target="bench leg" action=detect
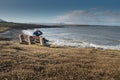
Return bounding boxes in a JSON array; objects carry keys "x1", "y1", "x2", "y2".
[
  {"x1": 28, "y1": 36, "x2": 31, "y2": 45},
  {"x1": 19, "y1": 34, "x2": 23, "y2": 43},
  {"x1": 40, "y1": 37, "x2": 45, "y2": 46}
]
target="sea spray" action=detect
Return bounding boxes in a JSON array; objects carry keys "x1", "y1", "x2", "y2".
[{"x1": 22, "y1": 29, "x2": 34, "y2": 36}]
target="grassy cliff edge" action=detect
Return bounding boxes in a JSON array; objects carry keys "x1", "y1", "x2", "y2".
[{"x1": 0, "y1": 40, "x2": 120, "y2": 80}]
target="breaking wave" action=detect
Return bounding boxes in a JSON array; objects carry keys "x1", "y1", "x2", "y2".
[
  {"x1": 22, "y1": 29, "x2": 36, "y2": 36},
  {"x1": 49, "y1": 39, "x2": 120, "y2": 50}
]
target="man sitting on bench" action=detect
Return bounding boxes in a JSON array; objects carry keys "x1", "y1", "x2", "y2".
[{"x1": 33, "y1": 29, "x2": 43, "y2": 36}]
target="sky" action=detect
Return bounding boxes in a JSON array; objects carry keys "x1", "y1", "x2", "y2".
[{"x1": 0, "y1": 0, "x2": 120, "y2": 25}]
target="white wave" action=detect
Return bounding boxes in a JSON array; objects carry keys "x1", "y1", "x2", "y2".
[
  {"x1": 48, "y1": 39, "x2": 120, "y2": 50},
  {"x1": 89, "y1": 43, "x2": 120, "y2": 50},
  {"x1": 49, "y1": 39, "x2": 88, "y2": 48},
  {"x1": 22, "y1": 29, "x2": 34, "y2": 36}
]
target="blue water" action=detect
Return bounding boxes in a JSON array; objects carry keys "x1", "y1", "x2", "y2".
[{"x1": 23, "y1": 26, "x2": 120, "y2": 50}]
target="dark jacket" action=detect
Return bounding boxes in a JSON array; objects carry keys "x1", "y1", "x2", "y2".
[{"x1": 33, "y1": 30, "x2": 43, "y2": 36}]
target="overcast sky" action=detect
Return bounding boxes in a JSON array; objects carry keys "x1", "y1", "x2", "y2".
[{"x1": 0, "y1": 0, "x2": 120, "y2": 25}]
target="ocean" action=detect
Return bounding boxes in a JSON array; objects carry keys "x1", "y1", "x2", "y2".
[{"x1": 22, "y1": 25, "x2": 120, "y2": 50}]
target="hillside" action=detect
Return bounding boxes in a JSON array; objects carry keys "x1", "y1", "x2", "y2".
[
  {"x1": 0, "y1": 21, "x2": 63, "y2": 33},
  {"x1": 0, "y1": 19, "x2": 6, "y2": 22},
  {"x1": 0, "y1": 40, "x2": 120, "y2": 80}
]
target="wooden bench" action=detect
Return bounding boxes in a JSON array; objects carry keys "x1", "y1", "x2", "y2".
[{"x1": 19, "y1": 34, "x2": 46, "y2": 46}]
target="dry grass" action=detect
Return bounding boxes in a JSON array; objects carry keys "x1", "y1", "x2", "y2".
[{"x1": 0, "y1": 41, "x2": 120, "y2": 80}]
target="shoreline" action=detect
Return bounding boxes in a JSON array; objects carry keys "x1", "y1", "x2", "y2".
[
  {"x1": 49, "y1": 43, "x2": 120, "y2": 51},
  {"x1": 0, "y1": 39, "x2": 120, "y2": 52},
  {"x1": 1, "y1": 29, "x2": 120, "y2": 51}
]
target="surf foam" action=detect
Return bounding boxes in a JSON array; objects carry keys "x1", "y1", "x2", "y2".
[{"x1": 49, "y1": 39, "x2": 120, "y2": 50}]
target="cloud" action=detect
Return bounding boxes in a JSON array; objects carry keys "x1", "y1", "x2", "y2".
[{"x1": 54, "y1": 10, "x2": 120, "y2": 25}]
